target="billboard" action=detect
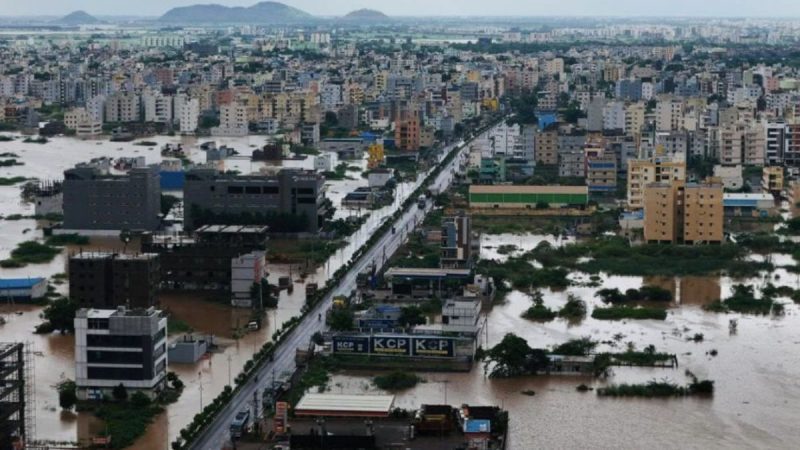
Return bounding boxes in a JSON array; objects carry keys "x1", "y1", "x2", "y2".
[
  {"x1": 370, "y1": 336, "x2": 412, "y2": 356},
  {"x1": 332, "y1": 335, "x2": 458, "y2": 358},
  {"x1": 332, "y1": 336, "x2": 370, "y2": 354},
  {"x1": 412, "y1": 337, "x2": 455, "y2": 357}
]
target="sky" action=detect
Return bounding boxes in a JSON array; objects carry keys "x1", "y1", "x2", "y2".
[{"x1": 3, "y1": 0, "x2": 800, "y2": 18}]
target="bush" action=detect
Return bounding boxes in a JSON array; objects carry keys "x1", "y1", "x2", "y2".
[
  {"x1": 558, "y1": 294, "x2": 587, "y2": 320},
  {"x1": 57, "y1": 379, "x2": 77, "y2": 410},
  {"x1": 373, "y1": 371, "x2": 422, "y2": 391}
]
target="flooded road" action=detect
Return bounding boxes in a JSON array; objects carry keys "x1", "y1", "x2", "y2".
[
  {"x1": 0, "y1": 132, "x2": 430, "y2": 447},
  {"x1": 325, "y1": 233, "x2": 800, "y2": 450}
]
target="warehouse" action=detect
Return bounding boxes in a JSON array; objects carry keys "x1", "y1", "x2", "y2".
[
  {"x1": 469, "y1": 185, "x2": 589, "y2": 208},
  {"x1": 0, "y1": 278, "x2": 47, "y2": 301}
]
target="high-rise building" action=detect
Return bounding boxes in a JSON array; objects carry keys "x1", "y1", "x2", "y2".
[
  {"x1": 644, "y1": 179, "x2": 723, "y2": 244},
  {"x1": 74, "y1": 307, "x2": 167, "y2": 400},
  {"x1": 395, "y1": 118, "x2": 420, "y2": 152},
  {"x1": 440, "y1": 215, "x2": 473, "y2": 269},
  {"x1": 62, "y1": 165, "x2": 161, "y2": 231},
  {"x1": 627, "y1": 159, "x2": 686, "y2": 210},
  {"x1": 69, "y1": 252, "x2": 160, "y2": 309}
]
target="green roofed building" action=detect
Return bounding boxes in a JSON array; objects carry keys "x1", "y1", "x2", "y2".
[{"x1": 469, "y1": 185, "x2": 589, "y2": 208}]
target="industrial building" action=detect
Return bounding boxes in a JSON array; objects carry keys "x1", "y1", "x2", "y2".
[
  {"x1": 62, "y1": 165, "x2": 161, "y2": 232},
  {"x1": 0, "y1": 278, "x2": 47, "y2": 302},
  {"x1": 74, "y1": 307, "x2": 167, "y2": 400},
  {"x1": 723, "y1": 193, "x2": 777, "y2": 218},
  {"x1": 183, "y1": 168, "x2": 328, "y2": 233},
  {"x1": 69, "y1": 252, "x2": 160, "y2": 309},
  {"x1": 468, "y1": 185, "x2": 589, "y2": 209}
]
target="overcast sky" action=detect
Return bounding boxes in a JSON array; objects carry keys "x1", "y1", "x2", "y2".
[{"x1": 4, "y1": 0, "x2": 800, "y2": 18}]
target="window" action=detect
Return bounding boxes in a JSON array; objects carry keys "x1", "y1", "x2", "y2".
[
  {"x1": 227, "y1": 186, "x2": 244, "y2": 194},
  {"x1": 245, "y1": 186, "x2": 261, "y2": 194},
  {"x1": 263, "y1": 186, "x2": 279, "y2": 194}
]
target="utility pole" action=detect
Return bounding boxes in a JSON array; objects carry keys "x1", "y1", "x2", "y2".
[{"x1": 227, "y1": 354, "x2": 233, "y2": 386}]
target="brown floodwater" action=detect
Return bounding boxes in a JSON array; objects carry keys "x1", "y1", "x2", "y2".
[
  {"x1": 324, "y1": 234, "x2": 800, "y2": 450},
  {"x1": 0, "y1": 132, "x2": 427, "y2": 447}
]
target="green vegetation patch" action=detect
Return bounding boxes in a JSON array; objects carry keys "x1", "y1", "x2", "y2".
[
  {"x1": 1, "y1": 241, "x2": 61, "y2": 268},
  {"x1": 373, "y1": 371, "x2": 423, "y2": 391},
  {"x1": 591, "y1": 306, "x2": 667, "y2": 321}
]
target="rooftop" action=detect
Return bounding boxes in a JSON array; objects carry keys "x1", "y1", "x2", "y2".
[
  {"x1": 469, "y1": 184, "x2": 588, "y2": 195},
  {"x1": 0, "y1": 278, "x2": 45, "y2": 289},
  {"x1": 295, "y1": 394, "x2": 395, "y2": 417}
]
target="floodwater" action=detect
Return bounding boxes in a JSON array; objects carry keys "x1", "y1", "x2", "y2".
[
  {"x1": 326, "y1": 235, "x2": 800, "y2": 450},
  {"x1": 0, "y1": 132, "x2": 428, "y2": 447}
]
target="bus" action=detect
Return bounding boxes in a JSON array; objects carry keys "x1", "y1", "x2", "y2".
[{"x1": 230, "y1": 409, "x2": 250, "y2": 439}]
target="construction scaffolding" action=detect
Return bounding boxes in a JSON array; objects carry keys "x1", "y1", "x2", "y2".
[{"x1": 0, "y1": 342, "x2": 29, "y2": 450}]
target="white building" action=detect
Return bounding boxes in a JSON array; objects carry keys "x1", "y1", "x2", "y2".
[
  {"x1": 142, "y1": 91, "x2": 173, "y2": 124},
  {"x1": 602, "y1": 101, "x2": 626, "y2": 131},
  {"x1": 104, "y1": 92, "x2": 140, "y2": 123},
  {"x1": 441, "y1": 297, "x2": 481, "y2": 334},
  {"x1": 314, "y1": 153, "x2": 338, "y2": 172},
  {"x1": 713, "y1": 164, "x2": 744, "y2": 190},
  {"x1": 231, "y1": 251, "x2": 266, "y2": 308},
  {"x1": 174, "y1": 94, "x2": 199, "y2": 135},
  {"x1": 74, "y1": 307, "x2": 167, "y2": 400},
  {"x1": 368, "y1": 168, "x2": 394, "y2": 188}
]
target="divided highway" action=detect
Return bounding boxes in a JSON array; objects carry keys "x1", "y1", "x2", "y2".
[{"x1": 190, "y1": 126, "x2": 489, "y2": 449}]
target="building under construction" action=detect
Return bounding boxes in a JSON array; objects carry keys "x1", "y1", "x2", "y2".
[{"x1": 0, "y1": 343, "x2": 30, "y2": 450}]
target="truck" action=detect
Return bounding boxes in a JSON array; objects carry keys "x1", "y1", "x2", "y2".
[{"x1": 229, "y1": 409, "x2": 251, "y2": 439}]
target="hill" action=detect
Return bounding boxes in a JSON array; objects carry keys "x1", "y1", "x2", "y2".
[
  {"x1": 54, "y1": 11, "x2": 102, "y2": 25},
  {"x1": 343, "y1": 9, "x2": 390, "y2": 20},
  {"x1": 159, "y1": 1, "x2": 312, "y2": 23}
]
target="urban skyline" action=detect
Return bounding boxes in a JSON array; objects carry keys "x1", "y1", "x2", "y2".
[{"x1": 4, "y1": 0, "x2": 800, "y2": 18}]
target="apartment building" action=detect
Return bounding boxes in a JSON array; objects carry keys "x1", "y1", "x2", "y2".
[
  {"x1": 644, "y1": 180, "x2": 723, "y2": 244},
  {"x1": 762, "y1": 166, "x2": 784, "y2": 193},
  {"x1": 440, "y1": 215, "x2": 473, "y2": 269},
  {"x1": 655, "y1": 98, "x2": 684, "y2": 131},
  {"x1": 395, "y1": 118, "x2": 420, "y2": 152},
  {"x1": 64, "y1": 107, "x2": 102, "y2": 136},
  {"x1": 213, "y1": 102, "x2": 248, "y2": 137},
  {"x1": 174, "y1": 94, "x2": 199, "y2": 135},
  {"x1": 627, "y1": 159, "x2": 686, "y2": 210},
  {"x1": 74, "y1": 307, "x2": 167, "y2": 400},
  {"x1": 104, "y1": 92, "x2": 140, "y2": 123},
  {"x1": 535, "y1": 129, "x2": 558, "y2": 165}
]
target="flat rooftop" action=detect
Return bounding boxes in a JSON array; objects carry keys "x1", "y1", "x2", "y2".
[
  {"x1": 295, "y1": 394, "x2": 395, "y2": 417},
  {"x1": 385, "y1": 267, "x2": 471, "y2": 278},
  {"x1": 469, "y1": 184, "x2": 588, "y2": 195},
  {"x1": 195, "y1": 225, "x2": 269, "y2": 234}
]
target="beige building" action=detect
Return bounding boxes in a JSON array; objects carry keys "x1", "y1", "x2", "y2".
[
  {"x1": 535, "y1": 129, "x2": 558, "y2": 165},
  {"x1": 762, "y1": 166, "x2": 784, "y2": 193},
  {"x1": 627, "y1": 159, "x2": 686, "y2": 210},
  {"x1": 644, "y1": 179, "x2": 723, "y2": 244}
]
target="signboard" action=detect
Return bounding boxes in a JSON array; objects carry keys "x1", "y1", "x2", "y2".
[
  {"x1": 274, "y1": 401, "x2": 289, "y2": 434},
  {"x1": 412, "y1": 337, "x2": 455, "y2": 357},
  {"x1": 357, "y1": 318, "x2": 396, "y2": 330},
  {"x1": 331, "y1": 335, "x2": 458, "y2": 358},
  {"x1": 332, "y1": 336, "x2": 370, "y2": 354},
  {"x1": 370, "y1": 336, "x2": 412, "y2": 356}
]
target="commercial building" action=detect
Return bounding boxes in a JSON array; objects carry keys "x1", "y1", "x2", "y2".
[
  {"x1": 74, "y1": 307, "x2": 167, "y2": 400},
  {"x1": 183, "y1": 168, "x2": 327, "y2": 233},
  {"x1": 469, "y1": 185, "x2": 589, "y2": 209},
  {"x1": 626, "y1": 159, "x2": 686, "y2": 210},
  {"x1": 440, "y1": 215, "x2": 473, "y2": 269},
  {"x1": 231, "y1": 251, "x2": 267, "y2": 308},
  {"x1": 142, "y1": 225, "x2": 268, "y2": 300},
  {"x1": 644, "y1": 180, "x2": 724, "y2": 244},
  {"x1": 68, "y1": 252, "x2": 160, "y2": 309},
  {"x1": 62, "y1": 165, "x2": 161, "y2": 232},
  {"x1": 0, "y1": 278, "x2": 47, "y2": 301}
]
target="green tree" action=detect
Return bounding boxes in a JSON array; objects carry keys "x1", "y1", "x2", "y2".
[
  {"x1": 112, "y1": 383, "x2": 128, "y2": 401},
  {"x1": 398, "y1": 306, "x2": 426, "y2": 327},
  {"x1": 484, "y1": 333, "x2": 533, "y2": 378},
  {"x1": 57, "y1": 379, "x2": 77, "y2": 410},
  {"x1": 42, "y1": 297, "x2": 79, "y2": 334},
  {"x1": 328, "y1": 309, "x2": 354, "y2": 331}
]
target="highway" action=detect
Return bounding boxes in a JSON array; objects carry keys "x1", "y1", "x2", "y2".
[{"x1": 189, "y1": 127, "x2": 483, "y2": 450}]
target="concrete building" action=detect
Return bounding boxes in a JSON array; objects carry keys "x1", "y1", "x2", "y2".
[
  {"x1": 586, "y1": 152, "x2": 618, "y2": 193},
  {"x1": 104, "y1": 92, "x2": 140, "y2": 123},
  {"x1": 441, "y1": 297, "x2": 482, "y2": 334},
  {"x1": 655, "y1": 98, "x2": 684, "y2": 131},
  {"x1": 213, "y1": 103, "x2": 248, "y2": 137},
  {"x1": 395, "y1": 118, "x2": 420, "y2": 152},
  {"x1": 644, "y1": 180, "x2": 724, "y2": 244},
  {"x1": 75, "y1": 307, "x2": 167, "y2": 400},
  {"x1": 69, "y1": 252, "x2": 160, "y2": 309},
  {"x1": 231, "y1": 251, "x2": 266, "y2": 308},
  {"x1": 314, "y1": 153, "x2": 338, "y2": 172},
  {"x1": 627, "y1": 159, "x2": 686, "y2": 210},
  {"x1": 723, "y1": 193, "x2": 777, "y2": 218},
  {"x1": 64, "y1": 107, "x2": 102, "y2": 136},
  {"x1": 762, "y1": 166, "x2": 784, "y2": 193},
  {"x1": 713, "y1": 165, "x2": 744, "y2": 191},
  {"x1": 0, "y1": 278, "x2": 47, "y2": 301},
  {"x1": 0, "y1": 343, "x2": 26, "y2": 448},
  {"x1": 174, "y1": 94, "x2": 199, "y2": 135},
  {"x1": 62, "y1": 165, "x2": 161, "y2": 232},
  {"x1": 441, "y1": 215, "x2": 473, "y2": 269},
  {"x1": 183, "y1": 168, "x2": 327, "y2": 233},
  {"x1": 469, "y1": 185, "x2": 589, "y2": 209}
]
